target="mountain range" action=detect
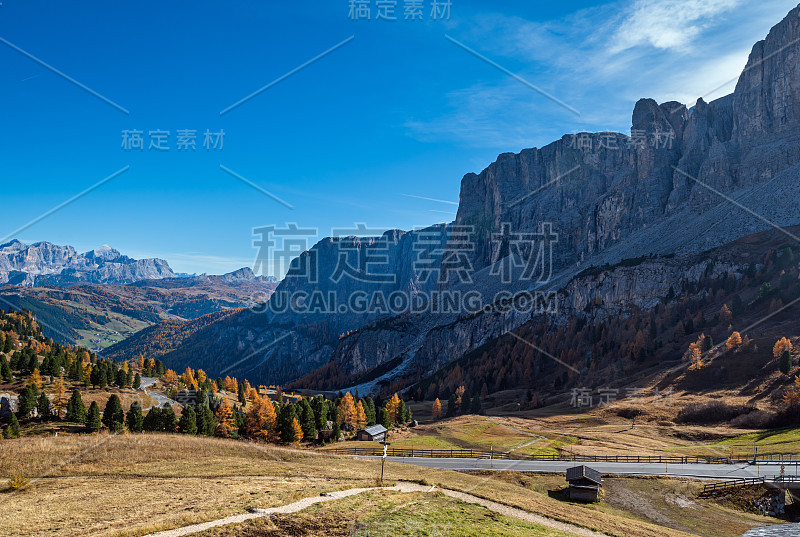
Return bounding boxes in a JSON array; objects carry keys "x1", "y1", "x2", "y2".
[
  {"x1": 0, "y1": 241, "x2": 277, "y2": 350},
  {"x1": 63, "y1": 5, "x2": 800, "y2": 395}
]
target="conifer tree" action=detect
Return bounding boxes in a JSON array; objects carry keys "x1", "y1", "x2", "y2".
[
  {"x1": 179, "y1": 405, "x2": 198, "y2": 435},
  {"x1": 780, "y1": 350, "x2": 793, "y2": 375},
  {"x1": 133, "y1": 373, "x2": 141, "y2": 390},
  {"x1": 102, "y1": 394, "x2": 124, "y2": 432},
  {"x1": 432, "y1": 398, "x2": 442, "y2": 419},
  {"x1": 337, "y1": 392, "x2": 357, "y2": 428},
  {"x1": 126, "y1": 402, "x2": 144, "y2": 432},
  {"x1": 290, "y1": 417, "x2": 303, "y2": 443},
  {"x1": 377, "y1": 407, "x2": 390, "y2": 429},
  {"x1": 278, "y1": 403, "x2": 298, "y2": 443},
  {"x1": 86, "y1": 401, "x2": 101, "y2": 432},
  {"x1": 385, "y1": 393, "x2": 401, "y2": 425},
  {"x1": 214, "y1": 397, "x2": 236, "y2": 438},
  {"x1": 36, "y1": 392, "x2": 51, "y2": 421},
  {"x1": 65, "y1": 389, "x2": 87, "y2": 423},
  {"x1": 471, "y1": 394, "x2": 482, "y2": 414},
  {"x1": 161, "y1": 404, "x2": 177, "y2": 432},
  {"x1": 196, "y1": 403, "x2": 215, "y2": 436},
  {"x1": 245, "y1": 395, "x2": 275, "y2": 441},
  {"x1": 17, "y1": 384, "x2": 37, "y2": 419},
  {"x1": 0, "y1": 354, "x2": 11, "y2": 382},
  {"x1": 354, "y1": 401, "x2": 367, "y2": 430},
  {"x1": 301, "y1": 399, "x2": 317, "y2": 440},
  {"x1": 52, "y1": 376, "x2": 67, "y2": 419},
  {"x1": 5, "y1": 413, "x2": 20, "y2": 438}
]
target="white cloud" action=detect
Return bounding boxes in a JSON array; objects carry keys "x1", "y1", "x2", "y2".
[{"x1": 610, "y1": 0, "x2": 742, "y2": 53}]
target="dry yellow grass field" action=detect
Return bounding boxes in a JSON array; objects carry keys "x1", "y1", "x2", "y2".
[{"x1": 0, "y1": 433, "x2": 775, "y2": 537}]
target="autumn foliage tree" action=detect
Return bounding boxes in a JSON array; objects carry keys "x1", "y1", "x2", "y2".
[
  {"x1": 214, "y1": 397, "x2": 236, "y2": 438},
  {"x1": 245, "y1": 394, "x2": 276, "y2": 441},
  {"x1": 726, "y1": 331, "x2": 743, "y2": 350},
  {"x1": 290, "y1": 417, "x2": 303, "y2": 443},
  {"x1": 337, "y1": 392, "x2": 358, "y2": 428},
  {"x1": 431, "y1": 398, "x2": 442, "y2": 419},
  {"x1": 774, "y1": 337, "x2": 793, "y2": 358},
  {"x1": 385, "y1": 393, "x2": 401, "y2": 425}
]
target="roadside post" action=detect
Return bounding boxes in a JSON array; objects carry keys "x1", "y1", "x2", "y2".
[{"x1": 380, "y1": 433, "x2": 390, "y2": 485}]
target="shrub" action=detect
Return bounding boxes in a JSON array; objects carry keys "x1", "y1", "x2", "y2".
[
  {"x1": 7, "y1": 474, "x2": 30, "y2": 491},
  {"x1": 616, "y1": 407, "x2": 644, "y2": 419},
  {"x1": 730, "y1": 410, "x2": 774, "y2": 429},
  {"x1": 676, "y1": 401, "x2": 756, "y2": 424}
]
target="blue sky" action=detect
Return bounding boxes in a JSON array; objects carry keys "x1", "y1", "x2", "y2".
[{"x1": 0, "y1": 0, "x2": 797, "y2": 276}]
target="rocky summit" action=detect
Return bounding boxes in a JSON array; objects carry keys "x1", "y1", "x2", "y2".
[{"x1": 0, "y1": 240, "x2": 175, "y2": 286}]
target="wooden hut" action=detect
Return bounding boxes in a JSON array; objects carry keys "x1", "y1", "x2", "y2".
[
  {"x1": 355, "y1": 424, "x2": 387, "y2": 442},
  {"x1": 566, "y1": 465, "x2": 602, "y2": 502}
]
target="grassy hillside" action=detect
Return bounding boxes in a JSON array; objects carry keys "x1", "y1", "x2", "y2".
[{"x1": 0, "y1": 433, "x2": 771, "y2": 537}]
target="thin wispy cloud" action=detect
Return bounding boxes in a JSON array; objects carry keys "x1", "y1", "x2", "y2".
[{"x1": 609, "y1": 0, "x2": 742, "y2": 53}]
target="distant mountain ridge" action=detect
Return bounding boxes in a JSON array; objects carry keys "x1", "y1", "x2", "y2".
[{"x1": 0, "y1": 240, "x2": 174, "y2": 286}]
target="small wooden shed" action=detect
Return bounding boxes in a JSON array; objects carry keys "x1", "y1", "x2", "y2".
[
  {"x1": 566, "y1": 465, "x2": 602, "y2": 502},
  {"x1": 356, "y1": 424, "x2": 387, "y2": 442}
]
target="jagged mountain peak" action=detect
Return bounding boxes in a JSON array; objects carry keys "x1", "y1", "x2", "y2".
[{"x1": 0, "y1": 240, "x2": 174, "y2": 286}]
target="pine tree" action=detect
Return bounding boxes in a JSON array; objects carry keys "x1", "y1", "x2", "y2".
[
  {"x1": 196, "y1": 404, "x2": 215, "y2": 436},
  {"x1": 471, "y1": 394, "x2": 482, "y2": 414},
  {"x1": 278, "y1": 403, "x2": 298, "y2": 443},
  {"x1": 65, "y1": 389, "x2": 87, "y2": 424},
  {"x1": 780, "y1": 350, "x2": 793, "y2": 375},
  {"x1": 377, "y1": 407, "x2": 390, "y2": 429},
  {"x1": 126, "y1": 402, "x2": 144, "y2": 431},
  {"x1": 5, "y1": 413, "x2": 20, "y2": 438},
  {"x1": 446, "y1": 394, "x2": 457, "y2": 417},
  {"x1": 36, "y1": 392, "x2": 51, "y2": 421},
  {"x1": 86, "y1": 401, "x2": 101, "y2": 432},
  {"x1": 133, "y1": 373, "x2": 141, "y2": 390},
  {"x1": 17, "y1": 384, "x2": 37, "y2": 419},
  {"x1": 432, "y1": 398, "x2": 442, "y2": 419},
  {"x1": 0, "y1": 354, "x2": 11, "y2": 382},
  {"x1": 161, "y1": 404, "x2": 177, "y2": 432},
  {"x1": 102, "y1": 394, "x2": 124, "y2": 432},
  {"x1": 300, "y1": 399, "x2": 316, "y2": 441},
  {"x1": 311, "y1": 396, "x2": 329, "y2": 430},
  {"x1": 214, "y1": 397, "x2": 236, "y2": 438},
  {"x1": 178, "y1": 405, "x2": 198, "y2": 435}
]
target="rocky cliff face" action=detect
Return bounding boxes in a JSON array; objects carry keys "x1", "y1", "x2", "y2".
[
  {"x1": 0, "y1": 240, "x2": 175, "y2": 286},
  {"x1": 322, "y1": 5, "x2": 800, "y2": 388}
]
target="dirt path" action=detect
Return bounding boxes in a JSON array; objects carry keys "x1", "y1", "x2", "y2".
[{"x1": 142, "y1": 482, "x2": 606, "y2": 537}]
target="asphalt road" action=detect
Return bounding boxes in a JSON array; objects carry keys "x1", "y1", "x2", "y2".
[
  {"x1": 359, "y1": 456, "x2": 800, "y2": 480},
  {"x1": 139, "y1": 376, "x2": 177, "y2": 409}
]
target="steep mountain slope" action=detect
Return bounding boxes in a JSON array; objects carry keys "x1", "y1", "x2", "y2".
[{"x1": 108, "y1": 5, "x2": 800, "y2": 390}]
